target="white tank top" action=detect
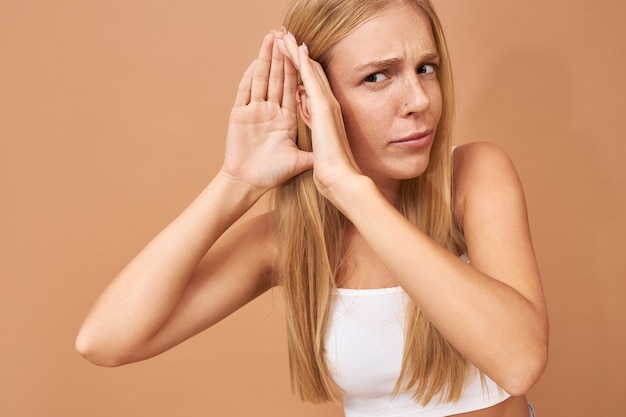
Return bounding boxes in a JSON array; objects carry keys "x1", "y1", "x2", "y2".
[{"x1": 325, "y1": 286, "x2": 510, "y2": 417}]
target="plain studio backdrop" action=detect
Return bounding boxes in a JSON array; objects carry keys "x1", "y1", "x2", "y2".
[{"x1": 1, "y1": 0, "x2": 624, "y2": 416}]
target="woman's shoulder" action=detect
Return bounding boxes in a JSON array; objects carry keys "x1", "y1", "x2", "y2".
[
  {"x1": 222, "y1": 210, "x2": 281, "y2": 284},
  {"x1": 233, "y1": 210, "x2": 279, "y2": 249},
  {"x1": 452, "y1": 141, "x2": 515, "y2": 169},
  {"x1": 452, "y1": 141, "x2": 520, "y2": 188},
  {"x1": 452, "y1": 142, "x2": 525, "y2": 223}
]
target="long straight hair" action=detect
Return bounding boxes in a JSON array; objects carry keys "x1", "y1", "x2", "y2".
[{"x1": 273, "y1": 0, "x2": 469, "y2": 405}]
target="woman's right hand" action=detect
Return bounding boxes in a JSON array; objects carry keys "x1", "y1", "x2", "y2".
[{"x1": 221, "y1": 31, "x2": 313, "y2": 194}]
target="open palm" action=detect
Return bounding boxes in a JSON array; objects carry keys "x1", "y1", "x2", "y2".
[{"x1": 222, "y1": 32, "x2": 313, "y2": 192}]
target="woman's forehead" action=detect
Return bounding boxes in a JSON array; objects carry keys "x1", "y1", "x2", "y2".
[{"x1": 326, "y1": 3, "x2": 436, "y2": 71}]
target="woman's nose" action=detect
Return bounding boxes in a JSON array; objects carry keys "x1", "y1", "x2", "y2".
[{"x1": 402, "y1": 76, "x2": 430, "y2": 115}]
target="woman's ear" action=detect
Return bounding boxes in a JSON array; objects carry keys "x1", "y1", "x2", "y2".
[{"x1": 296, "y1": 85, "x2": 312, "y2": 128}]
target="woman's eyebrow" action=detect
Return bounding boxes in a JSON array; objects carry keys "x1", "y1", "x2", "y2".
[
  {"x1": 354, "y1": 57, "x2": 402, "y2": 72},
  {"x1": 421, "y1": 52, "x2": 440, "y2": 63},
  {"x1": 353, "y1": 52, "x2": 440, "y2": 72}
]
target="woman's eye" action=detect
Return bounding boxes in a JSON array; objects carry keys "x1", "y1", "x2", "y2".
[
  {"x1": 417, "y1": 64, "x2": 437, "y2": 75},
  {"x1": 364, "y1": 72, "x2": 388, "y2": 83}
]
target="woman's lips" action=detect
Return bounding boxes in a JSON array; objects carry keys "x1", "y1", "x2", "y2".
[{"x1": 390, "y1": 130, "x2": 433, "y2": 148}]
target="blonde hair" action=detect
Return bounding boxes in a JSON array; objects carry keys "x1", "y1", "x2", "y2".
[{"x1": 273, "y1": 0, "x2": 469, "y2": 405}]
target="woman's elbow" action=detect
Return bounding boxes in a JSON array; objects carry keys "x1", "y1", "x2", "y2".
[
  {"x1": 501, "y1": 344, "x2": 549, "y2": 396},
  {"x1": 75, "y1": 328, "x2": 134, "y2": 367}
]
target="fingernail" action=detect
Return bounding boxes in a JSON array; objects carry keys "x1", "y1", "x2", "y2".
[
  {"x1": 301, "y1": 42, "x2": 309, "y2": 54},
  {"x1": 279, "y1": 26, "x2": 287, "y2": 33},
  {"x1": 287, "y1": 31, "x2": 297, "y2": 42}
]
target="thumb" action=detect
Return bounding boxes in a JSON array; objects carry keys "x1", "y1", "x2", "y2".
[{"x1": 291, "y1": 149, "x2": 314, "y2": 177}]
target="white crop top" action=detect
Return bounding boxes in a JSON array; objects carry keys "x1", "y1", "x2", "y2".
[{"x1": 325, "y1": 286, "x2": 510, "y2": 417}]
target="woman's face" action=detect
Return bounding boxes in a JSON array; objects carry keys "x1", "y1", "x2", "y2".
[{"x1": 325, "y1": 2, "x2": 442, "y2": 192}]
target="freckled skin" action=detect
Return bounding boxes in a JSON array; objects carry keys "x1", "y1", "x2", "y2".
[{"x1": 325, "y1": 4, "x2": 442, "y2": 195}]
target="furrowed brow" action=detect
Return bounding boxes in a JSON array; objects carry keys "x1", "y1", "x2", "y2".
[
  {"x1": 421, "y1": 52, "x2": 440, "y2": 63},
  {"x1": 354, "y1": 57, "x2": 402, "y2": 73},
  {"x1": 354, "y1": 52, "x2": 440, "y2": 73}
]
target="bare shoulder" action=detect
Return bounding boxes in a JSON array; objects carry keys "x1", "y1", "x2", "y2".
[
  {"x1": 218, "y1": 210, "x2": 280, "y2": 287},
  {"x1": 452, "y1": 142, "x2": 525, "y2": 227},
  {"x1": 451, "y1": 142, "x2": 541, "y2": 296},
  {"x1": 452, "y1": 141, "x2": 520, "y2": 193},
  {"x1": 231, "y1": 210, "x2": 276, "y2": 243}
]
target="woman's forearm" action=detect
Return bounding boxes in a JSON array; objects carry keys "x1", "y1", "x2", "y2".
[
  {"x1": 334, "y1": 176, "x2": 548, "y2": 395},
  {"x1": 75, "y1": 171, "x2": 265, "y2": 365}
]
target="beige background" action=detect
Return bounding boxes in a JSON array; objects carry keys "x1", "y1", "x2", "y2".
[{"x1": 1, "y1": 0, "x2": 624, "y2": 416}]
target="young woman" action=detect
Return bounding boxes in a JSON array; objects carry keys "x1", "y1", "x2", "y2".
[{"x1": 76, "y1": 0, "x2": 548, "y2": 415}]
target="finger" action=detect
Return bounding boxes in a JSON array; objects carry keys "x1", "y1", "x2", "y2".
[
  {"x1": 292, "y1": 150, "x2": 315, "y2": 176},
  {"x1": 276, "y1": 31, "x2": 301, "y2": 71},
  {"x1": 250, "y1": 32, "x2": 275, "y2": 102},
  {"x1": 266, "y1": 37, "x2": 285, "y2": 104},
  {"x1": 297, "y1": 44, "x2": 334, "y2": 101},
  {"x1": 282, "y1": 51, "x2": 298, "y2": 111},
  {"x1": 233, "y1": 60, "x2": 257, "y2": 107}
]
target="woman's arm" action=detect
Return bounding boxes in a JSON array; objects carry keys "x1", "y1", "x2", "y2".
[
  {"x1": 76, "y1": 31, "x2": 312, "y2": 366},
  {"x1": 75, "y1": 176, "x2": 272, "y2": 366},
  {"x1": 335, "y1": 142, "x2": 548, "y2": 396}
]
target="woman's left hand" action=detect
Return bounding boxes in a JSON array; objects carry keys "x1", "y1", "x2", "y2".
[{"x1": 276, "y1": 31, "x2": 365, "y2": 205}]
